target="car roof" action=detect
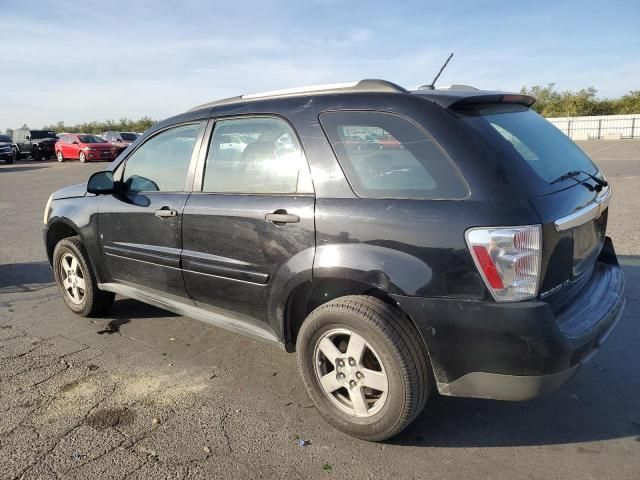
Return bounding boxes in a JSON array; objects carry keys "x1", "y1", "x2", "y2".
[{"x1": 188, "y1": 79, "x2": 534, "y2": 113}]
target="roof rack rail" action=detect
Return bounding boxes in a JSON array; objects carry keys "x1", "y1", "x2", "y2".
[{"x1": 189, "y1": 79, "x2": 407, "y2": 111}]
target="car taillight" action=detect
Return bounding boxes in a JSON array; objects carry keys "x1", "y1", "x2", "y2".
[{"x1": 465, "y1": 225, "x2": 542, "y2": 302}]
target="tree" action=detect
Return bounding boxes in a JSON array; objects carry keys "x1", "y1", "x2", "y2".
[
  {"x1": 615, "y1": 91, "x2": 640, "y2": 114},
  {"x1": 41, "y1": 117, "x2": 156, "y2": 135},
  {"x1": 520, "y1": 85, "x2": 639, "y2": 117},
  {"x1": 4, "y1": 128, "x2": 13, "y2": 138}
]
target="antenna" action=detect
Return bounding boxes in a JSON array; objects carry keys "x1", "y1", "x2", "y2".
[{"x1": 431, "y1": 52, "x2": 453, "y2": 86}]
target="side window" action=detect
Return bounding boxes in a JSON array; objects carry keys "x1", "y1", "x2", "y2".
[
  {"x1": 122, "y1": 123, "x2": 201, "y2": 193},
  {"x1": 202, "y1": 117, "x2": 312, "y2": 194},
  {"x1": 319, "y1": 111, "x2": 468, "y2": 200}
]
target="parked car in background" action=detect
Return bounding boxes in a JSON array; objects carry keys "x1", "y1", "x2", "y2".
[
  {"x1": 43, "y1": 79, "x2": 625, "y2": 441},
  {"x1": 102, "y1": 131, "x2": 138, "y2": 154},
  {"x1": 0, "y1": 134, "x2": 15, "y2": 163},
  {"x1": 55, "y1": 134, "x2": 117, "y2": 163},
  {"x1": 13, "y1": 129, "x2": 57, "y2": 161}
]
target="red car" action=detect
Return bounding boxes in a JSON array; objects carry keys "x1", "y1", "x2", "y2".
[{"x1": 55, "y1": 134, "x2": 117, "y2": 163}]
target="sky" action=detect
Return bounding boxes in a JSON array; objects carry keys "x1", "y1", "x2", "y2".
[{"x1": 1, "y1": 0, "x2": 638, "y2": 130}]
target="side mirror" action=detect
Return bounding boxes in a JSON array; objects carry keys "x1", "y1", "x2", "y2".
[
  {"x1": 87, "y1": 171, "x2": 115, "y2": 195},
  {"x1": 72, "y1": 141, "x2": 79, "y2": 145},
  {"x1": 116, "y1": 138, "x2": 122, "y2": 142},
  {"x1": 26, "y1": 136, "x2": 30, "y2": 141}
]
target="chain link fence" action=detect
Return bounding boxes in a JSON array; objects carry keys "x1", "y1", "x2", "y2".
[{"x1": 547, "y1": 114, "x2": 640, "y2": 140}]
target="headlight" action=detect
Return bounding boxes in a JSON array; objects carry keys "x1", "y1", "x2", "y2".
[
  {"x1": 84, "y1": 147, "x2": 97, "y2": 151},
  {"x1": 43, "y1": 194, "x2": 53, "y2": 225}
]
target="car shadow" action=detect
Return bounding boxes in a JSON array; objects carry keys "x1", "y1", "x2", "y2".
[
  {"x1": 392, "y1": 256, "x2": 640, "y2": 447},
  {"x1": 95, "y1": 299, "x2": 178, "y2": 334},
  {"x1": 0, "y1": 166, "x2": 47, "y2": 173},
  {"x1": 0, "y1": 261, "x2": 54, "y2": 292}
]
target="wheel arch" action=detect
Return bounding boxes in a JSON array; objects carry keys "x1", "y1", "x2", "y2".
[
  {"x1": 283, "y1": 277, "x2": 429, "y2": 359},
  {"x1": 45, "y1": 219, "x2": 81, "y2": 265}
]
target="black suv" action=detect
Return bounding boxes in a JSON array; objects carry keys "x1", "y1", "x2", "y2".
[
  {"x1": 43, "y1": 80, "x2": 626, "y2": 441},
  {"x1": 0, "y1": 134, "x2": 15, "y2": 163},
  {"x1": 13, "y1": 128, "x2": 57, "y2": 161}
]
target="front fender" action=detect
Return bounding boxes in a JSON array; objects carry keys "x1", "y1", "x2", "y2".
[{"x1": 45, "y1": 196, "x2": 105, "y2": 281}]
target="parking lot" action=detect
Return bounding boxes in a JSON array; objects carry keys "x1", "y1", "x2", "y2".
[{"x1": 1, "y1": 141, "x2": 639, "y2": 479}]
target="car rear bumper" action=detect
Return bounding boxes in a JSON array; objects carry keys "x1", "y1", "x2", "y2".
[
  {"x1": 0, "y1": 151, "x2": 12, "y2": 160},
  {"x1": 393, "y1": 237, "x2": 626, "y2": 401}
]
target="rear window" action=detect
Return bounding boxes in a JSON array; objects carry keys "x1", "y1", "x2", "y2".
[
  {"x1": 320, "y1": 111, "x2": 468, "y2": 199},
  {"x1": 31, "y1": 131, "x2": 56, "y2": 140},
  {"x1": 459, "y1": 104, "x2": 598, "y2": 183}
]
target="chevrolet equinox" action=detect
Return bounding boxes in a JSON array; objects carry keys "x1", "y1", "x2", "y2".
[{"x1": 43, "y1": 80, "x2": 626, "y2": 441}]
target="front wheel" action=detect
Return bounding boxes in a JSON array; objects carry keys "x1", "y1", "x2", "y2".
[
  {"x1": 296, "y1": 296, "x2": 431, "y2": 441},
  {"x1": 52, "y1": 236, "x2": 114, "y2": 316},
  {"x1": 56, "y1": 150, "x2": 64, "y2": 162},
  {"x1": 79, "y1": 151, "x2": 86, "y2": 163}
]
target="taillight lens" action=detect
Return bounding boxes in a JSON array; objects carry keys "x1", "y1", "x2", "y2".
[{"x1": 465, "y1": 225, "x2": 542, "y2": 302}]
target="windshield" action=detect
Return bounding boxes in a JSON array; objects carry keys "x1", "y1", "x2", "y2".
[
  {"x1": 31, "y1": 131, "x2": 56, "y2": 140},
  {"x1": 0, "y1": 135, "x2": 11, "y2": 143},
  {"x1": 460, "y1": 104, "x2": 597, "y2": 183},
  {"x1": 78, "y1": 135, "x2": 106, "y2": 144},
  {"x1": 120, "y1": 133, "x2": 137, "y2": 141}
]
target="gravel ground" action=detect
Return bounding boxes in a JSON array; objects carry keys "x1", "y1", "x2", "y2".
[{"x1": 0, "y1": 141, "x2": 639, "y2": 479}]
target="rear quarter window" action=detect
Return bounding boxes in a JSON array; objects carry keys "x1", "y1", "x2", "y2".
[{"x1": 320, "y1": 111, "x2": 468, "y2": 200}]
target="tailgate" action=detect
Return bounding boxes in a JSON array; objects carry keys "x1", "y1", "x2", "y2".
[{"x1": 532, "y1": 184, "x2": 611, "y2": 298}]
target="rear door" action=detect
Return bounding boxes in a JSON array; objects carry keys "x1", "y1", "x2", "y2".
[
  {"x1": 181, "y1": 116, "x2": 315, "y2": 326},
  {"x1": 98, "y1": 121, "x2": 205, "y2": 299}
]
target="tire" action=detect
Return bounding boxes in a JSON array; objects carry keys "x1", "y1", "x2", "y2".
[
  {"x1": 296, "y1": 295, "x2": 431, "y2": 441},
  {"x1": 12, "y1": 147, "x2": 21, "y2": 160},
  {"x1": 56, "y1": 150, "x2": 65, "y2": 162},
  {"x1": 32, "y1": 150, "x2": 43, "y2": 161},
  {"x1": 52, "y1": 236, "x2": 114, "y2": 317},
  {"x1": 79, "y1": 151, "x2": 86, "y2": 163}
]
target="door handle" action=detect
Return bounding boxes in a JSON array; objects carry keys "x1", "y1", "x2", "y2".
[
  {"x1": 265, "y1": 211, "x2": 300, "y2": 224},
  {"x1": 155, "y1": 208, "x2": 177, "y2": 218}
]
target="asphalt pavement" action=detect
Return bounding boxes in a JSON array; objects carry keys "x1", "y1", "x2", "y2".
[{"x1": 1, "y1": 141, "x2": 639, "y2": 479}]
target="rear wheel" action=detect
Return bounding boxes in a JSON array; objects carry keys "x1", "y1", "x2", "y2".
[
  {"x1": 296, "y1": 296, "x2": 431, "y2": 441},
  {"x1": 79, "y1": 151, "x2": 86, "y2": 163},
  {"x1": 56, "y1": 150, "x2": 64, "y2": 162},
  {"x1": 52, "y1": 236, "x2": 114, "y2": 316}
]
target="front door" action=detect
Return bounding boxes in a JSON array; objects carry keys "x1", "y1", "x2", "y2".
[
  {"x1": 65, "y1": 136, "x2": 79, "y2": 159},
  {"x1": 182, "y1": 116, "x2": 315, "y2": 328},
  {"x1": 98, "y1": 122, "x2": 205, "y2": 298}
]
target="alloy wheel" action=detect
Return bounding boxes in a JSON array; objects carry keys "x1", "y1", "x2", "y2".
[
  {"x1": 313, "y1": 328, "x2": 389, "y2": 417},
  {"x1": 59, "y1": 253, "x2": 86, "y2": 305}
]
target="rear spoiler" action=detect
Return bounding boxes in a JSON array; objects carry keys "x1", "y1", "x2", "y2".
[
  {"x1": 413, "y1": 90, "x2": 536, "y2": 110},
  {"x1": 450, "y1": 93, "x2": 536, "y2": 109}
]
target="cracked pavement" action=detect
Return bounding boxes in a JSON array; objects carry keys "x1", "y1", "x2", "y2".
[{"x1": 1, "y1": 141, "x2": 639, "y2": 479}]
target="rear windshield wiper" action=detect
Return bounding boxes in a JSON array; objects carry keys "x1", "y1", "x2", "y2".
[
  {"x1": 549, "y1": 170, "x2": 607, "y2": 192},
  {"x1": 579, "y1": 170, "x2": 608, "y2": 188},
  {"x1": 550, "y1": 170, "x2": 581, "y2": 185}
]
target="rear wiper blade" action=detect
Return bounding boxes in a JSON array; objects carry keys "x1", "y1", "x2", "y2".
[
  {"x1": 550, "y1": 170, "x2": 581, "y2": 185},
  {"x1": 579, "y1": 170, "x2": 608, "y2": 188}
]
